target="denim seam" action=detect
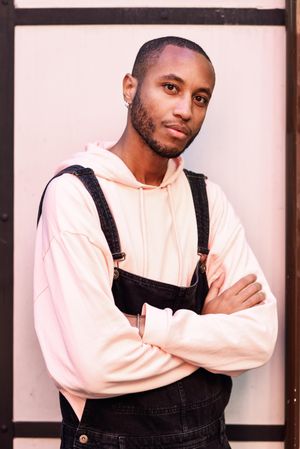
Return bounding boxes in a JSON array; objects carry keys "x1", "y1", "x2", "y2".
[{"x1": 114, "y1": 268, "x2": 202, "y2": 292}]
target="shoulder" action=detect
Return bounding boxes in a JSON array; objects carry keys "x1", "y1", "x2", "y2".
[
  {"x1": 180, "y1": 169, "x2": 232, "y2": 218},
  {"x1": 205, "y1": 179, "x2": 229, "y2": 209},
  {"x1": 182, "y1": 170, "x2": 230, "y2": 212},
  {"x1": 204, "y1": 179, "x2": 243, "y2": 246},
  {"x1": 40, "y1": 170, "x2": 100, "y2": 236}
]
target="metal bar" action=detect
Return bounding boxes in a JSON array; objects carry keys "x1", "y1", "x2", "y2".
[
  {"x1": 13, "y1": 422, "x2": 285, "y2": 441},
  {"x1": 14, "y1": 7, "x2": 285, "y2": 26},
  {"x1": 227, "y1": 425, "x2": 285, "y2": 442},
  {"x1": 285, "y1": 0, "x2": 300, "y2": 448},
  {"x1": 0, "y1": 1, "x2": 14, "y2": 449}
]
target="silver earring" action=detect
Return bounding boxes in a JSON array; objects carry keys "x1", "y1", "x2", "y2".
[{"x1": 124, "y1": 101, "x2": 129, "y2": 108}]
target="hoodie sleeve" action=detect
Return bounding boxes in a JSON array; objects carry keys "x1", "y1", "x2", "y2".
[
  {"x1": 34, "y1": 175, "x2": 198, "y2": 399},
  {"x1": 142, "y1": 181, "x2": 278, "y2": 375}
]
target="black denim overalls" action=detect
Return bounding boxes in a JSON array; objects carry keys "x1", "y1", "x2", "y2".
[{"x1": 38, "y1": 165, "x2": 232, "y2": 449}]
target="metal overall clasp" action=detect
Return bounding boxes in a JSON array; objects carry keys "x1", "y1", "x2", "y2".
[{"x1": 198, "y1": 252, "x2": 208, "y2": 274}]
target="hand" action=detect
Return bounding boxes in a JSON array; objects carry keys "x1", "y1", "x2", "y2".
[
  {"x1": 124, "y1": 313, "x2": 137, "y2": 327},
  {"x1": 124, "y1": 313, "x2": 145, "y2": 337},
  {"x1": 202, "y1": 273, "x2": 265, "y2": 315}
]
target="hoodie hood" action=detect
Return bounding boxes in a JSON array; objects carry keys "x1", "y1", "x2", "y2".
[{"x1": 57, "y1": 141, "x2": 184, "y2": 189}]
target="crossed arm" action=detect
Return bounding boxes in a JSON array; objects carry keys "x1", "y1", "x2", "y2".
[
  {"x1": 121, "y1": 182, "x2": 277, "y2": 374},
  {"x1": 34, "y1": 176, "x2": 277, "y2": 398},
  {"x1": 125, "y1": 272, "x2": 266, "y2": 335}
]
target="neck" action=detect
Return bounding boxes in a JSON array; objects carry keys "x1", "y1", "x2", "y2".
[{"x1": 110, "y1": 124, "x2": 169, "y2": 186}]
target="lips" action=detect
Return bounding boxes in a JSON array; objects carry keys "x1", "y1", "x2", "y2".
[{"x1": 164, "y1": 123, "x2": 191, "y2": 137}]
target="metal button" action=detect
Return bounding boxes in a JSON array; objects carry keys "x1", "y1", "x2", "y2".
[
  {"x1": 113, "y1": 268, "x2": 119, "y2": 280},
  {"x1": 200, "y1": 263, "x2": 206, "y2": 274},
  {"x1": 79, "y1": 434, "x2": 88, "y2": 444}
]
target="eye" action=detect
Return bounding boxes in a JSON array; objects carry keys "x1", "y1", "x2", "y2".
[
  {"x1": 163, "y1": 83, "x2": 178, "y2": 94},
  {"x1": 194, "y1": 95, "x2": 209, "y2": 106}
]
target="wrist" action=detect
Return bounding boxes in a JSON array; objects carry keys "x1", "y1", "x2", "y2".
[{"x1": 136, "y1": 314, "x2": 146, "y2": 337}]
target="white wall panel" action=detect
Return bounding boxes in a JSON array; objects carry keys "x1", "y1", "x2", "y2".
[
  {"x1": 14, "y1": 23, "x2": 285, "y2": 428},
  {"x1": 14, "y1": 0, "x2": 285, "y2": 9},
  {"x1": 13, "y1": 439, "x2": 285, "y2": 449},
  {"x1": 230, "y1": 444, "x2": 284, "y2": 449},
  {"x1": 14, "y1": 439, "x2": 60, "y2": 449}
]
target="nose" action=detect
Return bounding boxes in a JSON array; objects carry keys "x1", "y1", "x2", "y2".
[{"x1": 173, "y1": 94, "x2": 192, "y2": 121}]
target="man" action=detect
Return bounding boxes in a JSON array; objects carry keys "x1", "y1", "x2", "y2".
[{"x1": 34, "y1": 36, "x2": 277, "y2": 448}]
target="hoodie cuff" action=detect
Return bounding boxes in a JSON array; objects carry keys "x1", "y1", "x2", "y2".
[{"x1": 142, "y1": 303, "x2": 172, "y2": 348}]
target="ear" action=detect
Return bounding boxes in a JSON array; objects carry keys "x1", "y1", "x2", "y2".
[{"x1": 123, "y1": 73, "x2": 138, "y2": 106}]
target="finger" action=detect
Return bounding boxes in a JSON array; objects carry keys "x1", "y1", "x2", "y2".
[
  {"x1": 225, "y1": 274, "x2": 257, "y2": 297},
  {"x1": 211, "y1": 271, "x2": 225, "y2": 290},
  {"x1": 238, "y1": 282, "x2": 262, "y2": 303},
  {"x1": 233, "y1": 291, "x2": 266, "y2": 313},
  {"x1": 244, "y1": 291, "x2": 266, "y2": 307},
  {"x1": 205, "y1": 272, "x2": 225, "y2": 303}
]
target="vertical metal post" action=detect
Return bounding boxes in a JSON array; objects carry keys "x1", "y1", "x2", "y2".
[
  {"x1": 285, "y1": 0, "x2": 300, "y2": 448},
  {"x1": 0, "y1": 1, "x2": 14, "y2": 449}
]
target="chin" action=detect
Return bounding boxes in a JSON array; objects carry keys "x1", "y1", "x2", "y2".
[{"x1": 152, "y1": 145, "x2": 185, "y2": 159}]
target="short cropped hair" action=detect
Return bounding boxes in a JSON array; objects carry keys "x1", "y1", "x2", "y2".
[{"x1": 132, "y1": 36, "x2": 212, "y2": 82}]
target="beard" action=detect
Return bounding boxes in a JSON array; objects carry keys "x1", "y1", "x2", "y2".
[{"x1": 130, "y1": 89, "x2": 199, "y2": 159}]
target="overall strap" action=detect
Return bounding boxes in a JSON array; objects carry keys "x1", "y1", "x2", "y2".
[
  {"x1": 183, "y1": 169, "x2": 210, "y2": 272},
  {"x1": 37, "y1": 165, "x2": 125, "y2": 262}
]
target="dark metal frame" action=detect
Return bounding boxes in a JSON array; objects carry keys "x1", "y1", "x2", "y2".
[
  {"x1": 13, "y1": 7, "x2": 285, "y2": 25},
  {"x1": 0, "y1": 2, "x2": 14, "y2": 449},
  {"x1": 11, "y1": 422, "x2": 286, "y2": 441},
  {"x1": 0, "y1": 2, "x2": 292, "y2": 449},
  {"x1": 285, "y1": 0, "x2": 299, "y2": 448}
]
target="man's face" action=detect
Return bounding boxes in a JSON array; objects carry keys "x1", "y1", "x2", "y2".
[{"x1": 130, "y1": 45, "x2": 215, "y2": 159}]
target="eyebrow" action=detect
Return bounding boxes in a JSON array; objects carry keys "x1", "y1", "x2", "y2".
[
  {"x1": 158, "y1": 73, "x2": 212, "y2": 98},
  {"x1": 159, "y1": 73, "x2": 185, "y2": 84}
]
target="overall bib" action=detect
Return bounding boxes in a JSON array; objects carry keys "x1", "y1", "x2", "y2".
[{"x1": 38, "y1": 166, "x2": 232, "y2": 449}]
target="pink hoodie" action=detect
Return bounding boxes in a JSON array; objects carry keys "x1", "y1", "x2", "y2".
[{"x1": 34, "y1": 142, "x2": 277, "y2": 419}]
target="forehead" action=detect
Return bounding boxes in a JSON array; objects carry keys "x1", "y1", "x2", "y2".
[{"x1": 144, "y1": 44, "x2": 215, "y2": 87}]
